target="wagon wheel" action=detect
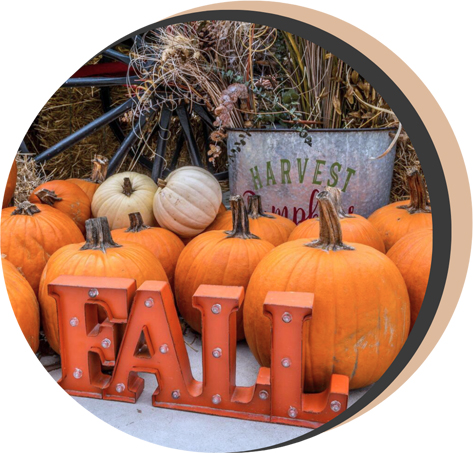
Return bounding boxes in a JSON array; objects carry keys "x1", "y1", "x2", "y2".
[{"x1": 28, "y1": 37, "x2": 228, "y2": 182}]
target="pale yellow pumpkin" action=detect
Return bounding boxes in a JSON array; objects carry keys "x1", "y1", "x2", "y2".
[
  {"x1": 91, "y1": 172, "x2": 157, "y2": 229},
  {"x1": 153, "y1": 166, "x2": 222, "y2": 238}
]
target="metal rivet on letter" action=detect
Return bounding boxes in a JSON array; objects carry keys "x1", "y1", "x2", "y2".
[
  {"x1": 281, "y1": 358, "x2": 291, "y2": 368},
  {"x1": 88, "y1": 288, "x2": 99, "y2": 298},
  {"x1": 288, "y1": 406, "x2": 298, "y2": 418},
  {"x1": 160, "y1": 344, "x2": 169, "y2": 354},
  {"x1": 212, "y1": 394, "x2": 222, "y2": 405},
  {"x1": 211, "y1": 304, "x2": 221, "y2": 314},
  {"x1": 282, "y1": 312, "x2": 292, "y2": 323},
  {"x1": 212, "y1": 348, "x2": 222, "y2": 358},
  {"x1": 101, "y1": 338, "x2": 111, "y2": 349},
  {"x1": 69, "y1": 317, "x2": 79, "y2": 327},
  {"x1": 259, "y1": 390, "x2": 269, "y2": 400},
  {"x1": 330, "y1": 400, "x2": 342, "y2": 412},
  {"x1": 144, "y1": 298, "x2": 154, "y2": 308},
  {"x1": 73, "y1": 368, "x2": 83, "y2": 379},
  {"x1": 116, "y1": 383, "x2": 125, "y2": 393},
  {"x1": 171, "y1": 390, "x2": 180, "y2": 399}
]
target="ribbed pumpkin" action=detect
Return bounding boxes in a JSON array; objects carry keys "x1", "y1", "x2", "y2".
[
  {"x1": 1, "y1": 202, "x2": 84, "y2": 294},
  {"x1": 2, "y1": 159, "x2": 17, "y2": 208},
  {"x1": 29, "y1": 180, "x2": 91, "y2": 234},
  {"x1": 68, "y1": 155, "x2": 108, "y2": 202},
  {"x1": 112, "y1": 212, "x2": 184, "y2": 288},
  {"x1": 92, "y1": 172, "x2": 157, "y2": 229},
  {"x1": 153, "y1": 166, "x2": 222, "y2": 238},
  {"x1": 175, "y1": 196, "x2": 274, "y2": 339},
  {"x1": 38, "y1": 217, "x2": 169, "y2": 354},
  {"x1": 206, "y1": 195, "x2": 296, "y2": 246},
  {"x1": 368, "y1": 168, "x2": 432, "y2": 251},
  {"x1": 244, "y1": 191, "x2": 410, "y2": 392},
  {"x1": 2, "y1": 256, "x2": 40, "y2": 352},
  {"x1": 289, "y1": 187, "x2": 385, "y2": 253},
  {"x1": 387, "y1": 228, "x2": 432, "y2": 331}
]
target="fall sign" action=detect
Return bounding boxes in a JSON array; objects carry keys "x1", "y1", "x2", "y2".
[{"x1": 50, "y1": 275, "x2": 348, "y2": 428}]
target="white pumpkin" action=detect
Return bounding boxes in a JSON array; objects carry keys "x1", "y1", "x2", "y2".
[
  {"x1": 153, "y1": 166, "x2": 222, "y2": 238},
  {"x1": 92, "y1": 172, "x2": 158, "y2": 229}
]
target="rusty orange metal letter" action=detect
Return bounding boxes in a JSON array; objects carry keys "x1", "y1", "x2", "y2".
[{"x1": 49, "y1": 276, "x2": 349, "y2": 428}]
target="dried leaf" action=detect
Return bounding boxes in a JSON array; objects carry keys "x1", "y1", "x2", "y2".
[
  {"x1": 351, "y1": 70, "x2": 359, "y2": 84},
  {"x1": 210, "y1": 130, "x2": 227, "y2": 142},
  {"x1": 332, "y1": 96, "x2": 342, "y2": 115},
  {"x1": 214, "y1": 83, "x2": 249, "y2": 128}
]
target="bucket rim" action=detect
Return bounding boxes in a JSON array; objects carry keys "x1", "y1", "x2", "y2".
[{"x1": 227, "y1": 126, "x2": 398, "y2": 133}]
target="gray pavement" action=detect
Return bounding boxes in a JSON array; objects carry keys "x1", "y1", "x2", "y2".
[{"x1": 46, "y1": 331, "x2": 372, "y2": 452}]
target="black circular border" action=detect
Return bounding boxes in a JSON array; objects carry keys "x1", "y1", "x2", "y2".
[{"x1": 93, "y1": 9, "x2": 450, "y2": 452}]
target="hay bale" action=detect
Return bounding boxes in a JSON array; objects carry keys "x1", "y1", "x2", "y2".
[
  {"x1": 33, "y1": 86, "x2": 130, "y2": 180},
  {"x1": 14, "y1": 153, "x2": 50, "y2": 204}
]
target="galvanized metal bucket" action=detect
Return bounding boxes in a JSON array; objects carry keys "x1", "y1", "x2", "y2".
[{"x1": 228, "y1": 128, "x2": 397, "y2": 223}]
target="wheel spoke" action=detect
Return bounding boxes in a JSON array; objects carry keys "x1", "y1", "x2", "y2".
[
  {"x1": 176, "y1": 104, "x2": 202, "y2": 167},
  {"x1": 151, "y1": 105, "x2": 172, "y2": 181},
  {"x1": 19, "y1": 140, "x2": 30, "y2": 154},
  {"x1": 169, "y1": 131, "x2": 185, "y2": 172},
  {"x1": 101, "y1": 48, "x2": 131, "y2": 65},
  {"x1": 62, "y1": 75, "x2": 141, "y2": 88},
  {"x1": 106, "y1": 109, "x2": 156, "y2": 176},
  {"x1": 192, "y1": 103, "x2": 215, "y2": 128},
  {"x1": 35, "y1": 97, "x2": 135, "y2": 163}
]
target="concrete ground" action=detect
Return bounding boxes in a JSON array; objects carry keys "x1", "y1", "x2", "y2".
[{"x1": 46, "y1": 331, "x2": 372, "y2": 452}]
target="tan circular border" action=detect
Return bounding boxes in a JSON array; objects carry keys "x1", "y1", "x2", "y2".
[{"x1": 166, "y1": 1, "x2": 471, "y2": 427}]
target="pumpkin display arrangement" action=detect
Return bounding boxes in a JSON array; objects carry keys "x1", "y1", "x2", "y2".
[
  {"x1": 1, "y1": 151, "x2": 433, "y2": 398},
  {"x1": 38, "y1": 216, "x2": 169, "y2": 353},
  {"x1": 244, "y1": 191, "x2": 411, "y2": 391},
  {"x1": 174, "y1": 195, "x2": 274, "y2": 339}
]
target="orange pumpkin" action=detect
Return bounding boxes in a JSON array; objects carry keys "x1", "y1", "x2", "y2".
[
  {"x1": 206, "y1": 194, "x2": 295, "y2": 246},
  {"x1": 218, "y1": 202, "x2": 227, "y2": 214},
  {"x1": 2, "y1": 256, "x2": 40, "y2": 352},
  {"x1": 2, "y1": 159, "x2": 17, "y2": 208},
  {"x1": 112, "y1": 212, "x2": 184, "y2": 288},
  {"x1": 244, "y1": 190, "x2": 410, "y2": 392},
  {"x1": 68, "y1": 155, "x2": 108, "y2": 202},
  {"x1": 39, "y1": 217, "x2": 169, "y2": 354},
  {"x1": 1, "y1": 202, "x2": 84, "y2": 294},
  {"x1": 175, "y1": 195, "x2": 274, "y2": 340},
  {"x1": 387, "y1": 228, "x2": 432, "y2": 331},
  {"x1": 368, "y1": 168, "x2": 432, "y2": 251},
  {"x1": 289, "y1": 187, "x2": 386, "y2": 253},
  {"x1": 29, "y1": 180, "x2": 91, "y2": 234}
]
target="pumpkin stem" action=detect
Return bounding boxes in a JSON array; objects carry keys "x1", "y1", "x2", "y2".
[
  {"x1": 326, "y1": 187, "x2": 354, "y2": 219},
  {"x1": 90, "y1": 155, "x2": 109, "y2": 183},
  {"x1": 11, "y1": 201, "x2": 41, "y2": 216},
  {"x1": 126, "y1": 212, "x2": 151, "y2": 233},
  {"x1": 247, "y1": 194, "x2": 275, "y2": 219},
  {"x1": 304, "y1": 191, "x2": 354, "y2": 252},
  {"x1": 122, "y1": 177, "x2": 134, "y2": 197},
  {"x1": 225, "y1": 195, "x2": 260, "y2": 240},
  {"x1": 398, "y1": 168, "x2": 431, "y2": 214},
  {"x1": 33, "y1": 189, "x2": 62, "y2": 206},
  {"x1": 80, "y1": 217, "x2": 122, "y2": 253},
  {"x1": 158, "y1": 178, "x2": 166, "y2": 189}
]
